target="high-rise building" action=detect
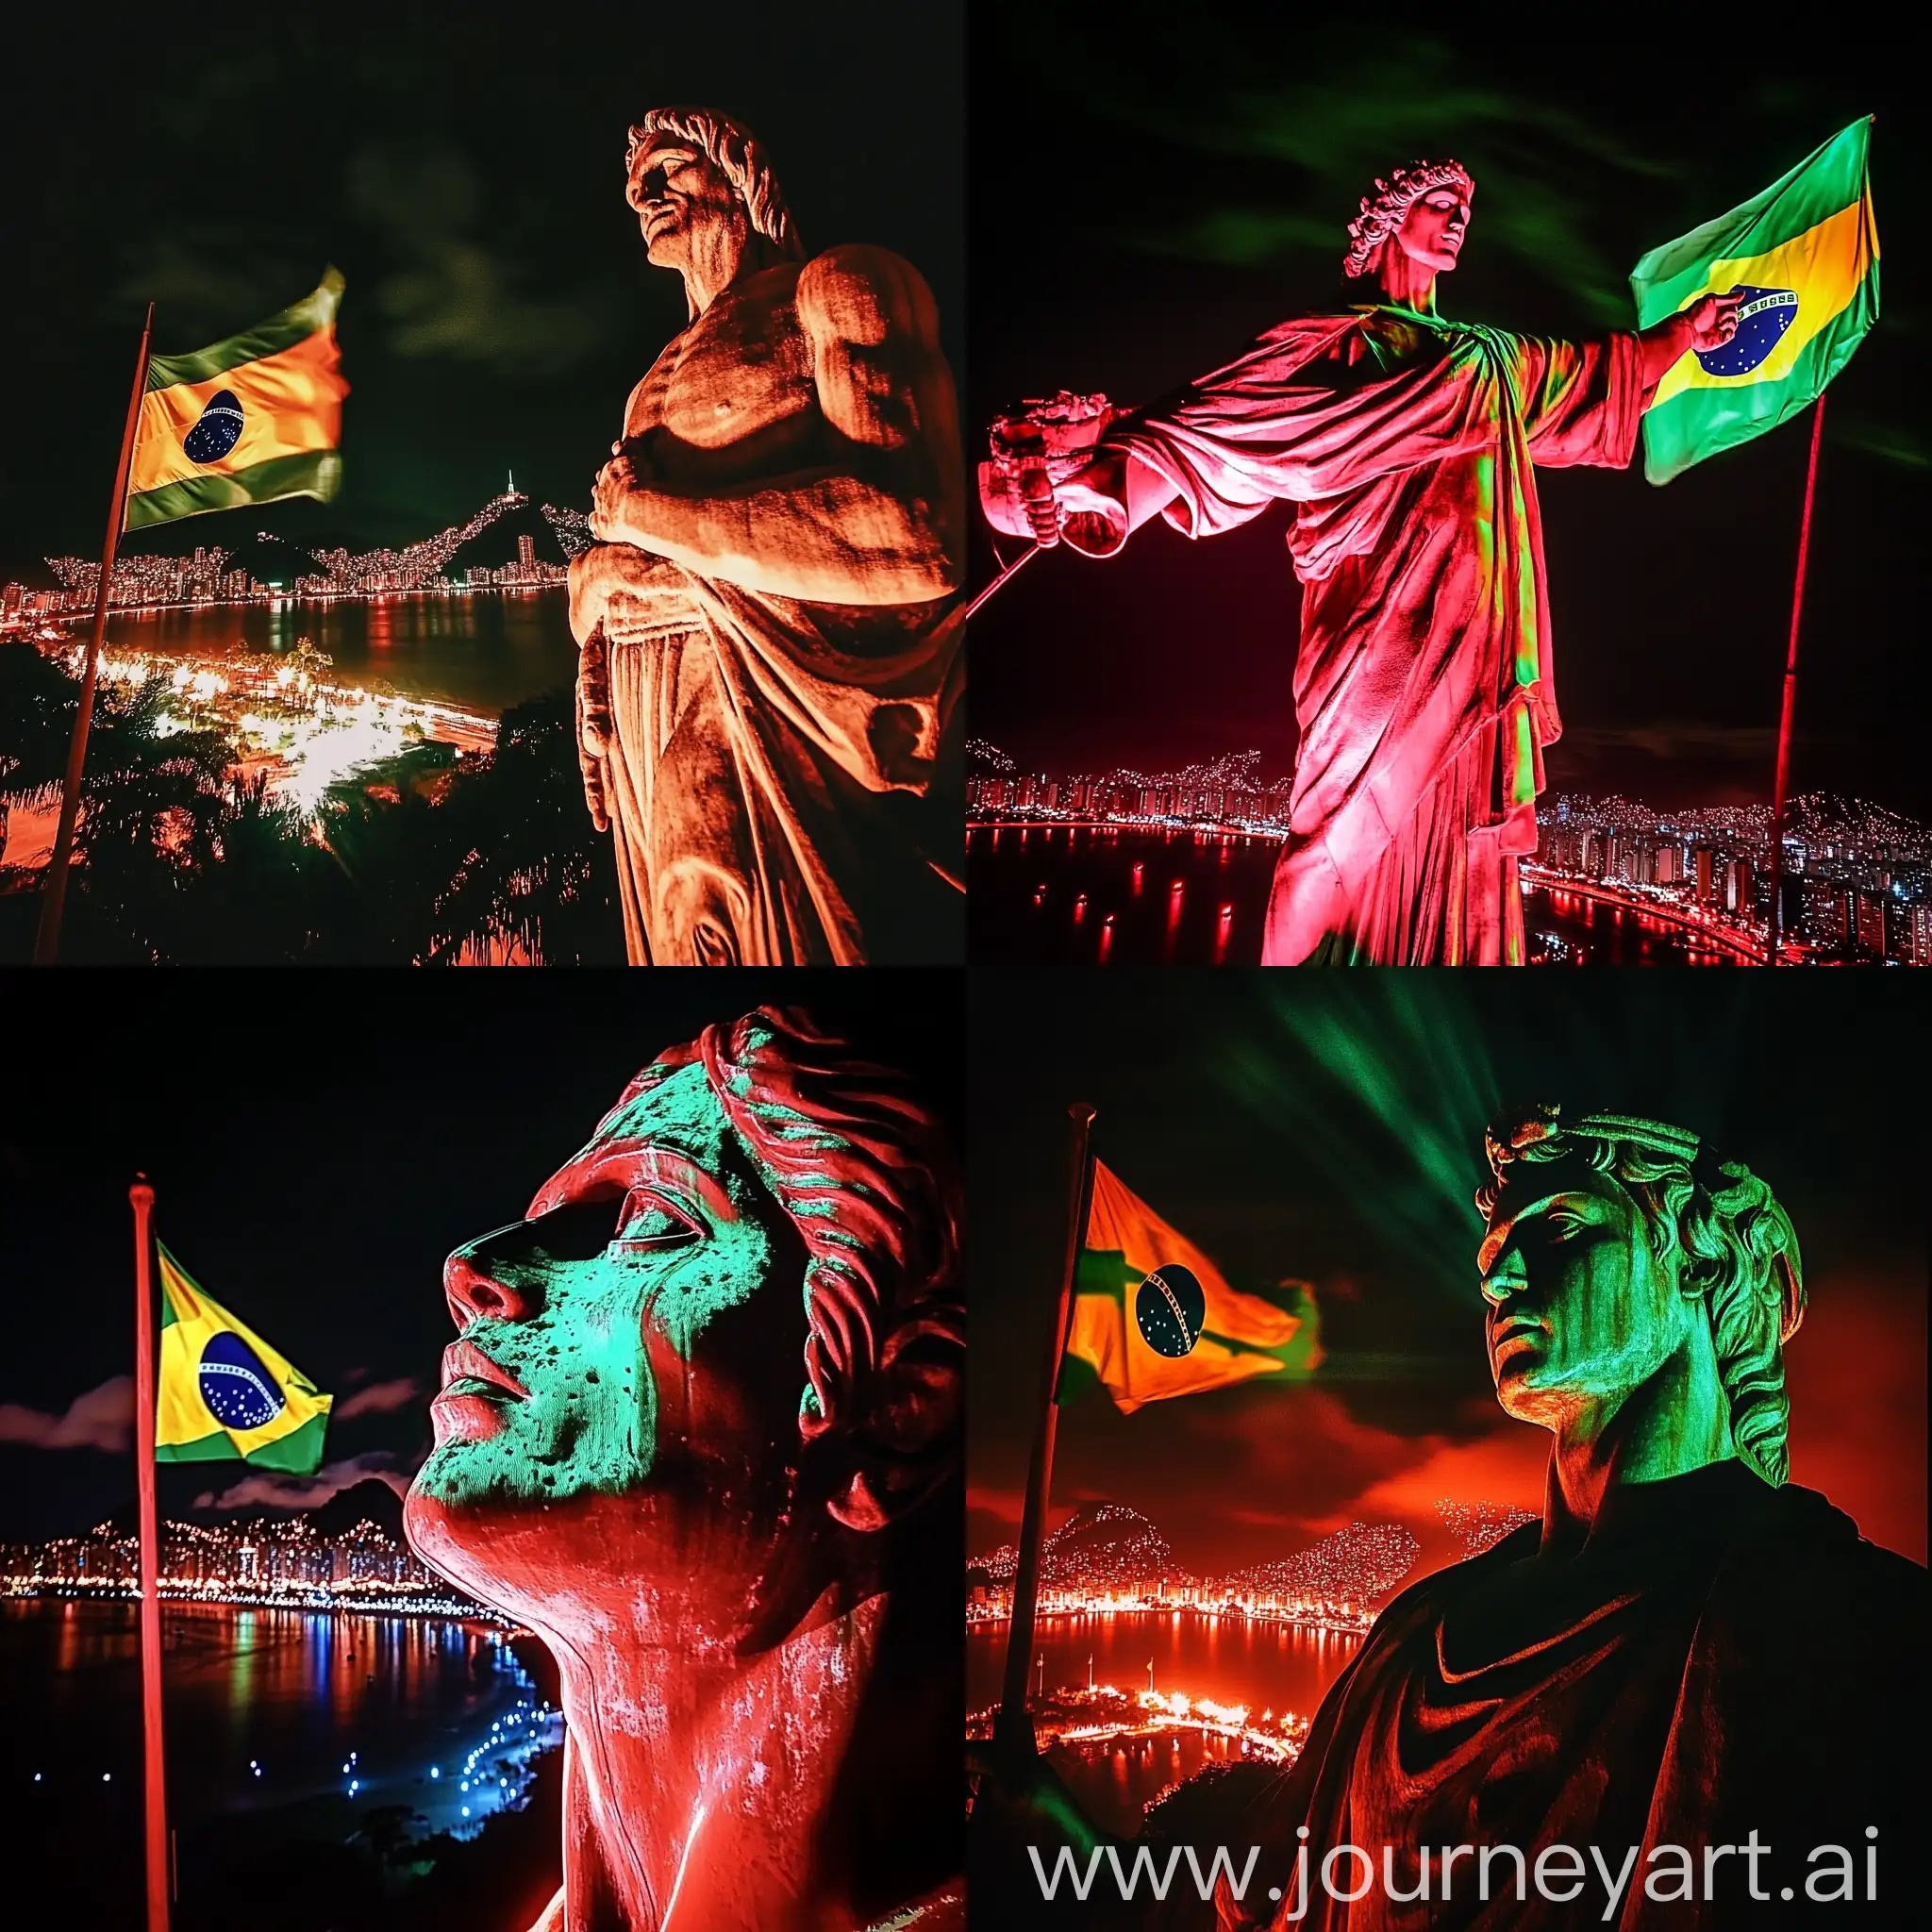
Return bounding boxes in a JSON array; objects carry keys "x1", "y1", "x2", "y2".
[
  {"x1": 517, "y1": 532, "x2": 535, "y2": 570},
  {"x1": 1695, "y1": 848, "x2": 1715, "y2": 904},
  {"x1": 1910, "y1": 903, "x2": 1932, "y2": 966},
  {"x1": 1854, "y1": 892, "x2": 1890, "y2": 959}
]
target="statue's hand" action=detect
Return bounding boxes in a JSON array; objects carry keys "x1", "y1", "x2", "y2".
[
  {"x1": 1682, "y1": 290, "x2": 1743, "y2": 355},
  {"x1": 575, "y1": 629, "x2": 614, "y2": 834},
  {"x1": 1055, "y1": 474, "x2": 1132, "y2": 558},
  {"x1": 589, "y1": 452, "x2": 645, "y2": 545}
]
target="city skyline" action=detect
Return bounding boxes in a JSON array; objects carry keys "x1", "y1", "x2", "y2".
[
  {"x1": 968, "y1": 737, "x2": 1932, "y2": 962},
  {"x1": 1, "y1": 486, "x2": 583, "y2": 628}
]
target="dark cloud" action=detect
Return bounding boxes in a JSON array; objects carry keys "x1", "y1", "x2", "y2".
[
  {"x1": 193, "y1": 1447, "x2": 420, "y2": 1514},
  {"x1": 332, "y1": 1375, "x2": 425, "y2": 1422},
  {"x1": 345, "y1": 142, "x2": 615, "y2": 373},
  {"x1": 0, "y1": 1376, "x2": 134, "y2": 1453}
]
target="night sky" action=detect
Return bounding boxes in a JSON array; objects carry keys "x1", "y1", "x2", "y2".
[
  {"x1": 0, "y1": 2, "x2": 963, "y2": 577},
  {"x1": 966, "y1": 2, "x2": 1929, "y2": 819},
  {"x1": 0, "y1": 973, "x2": 962, "y2": 1544},
  {"x1": 968, "y1": 974, "x2": 1928, "y2": 1579}
]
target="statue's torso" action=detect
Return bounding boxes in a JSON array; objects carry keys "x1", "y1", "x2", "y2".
[{"x1": 624, "y1": 262, "x2": 821, "y2": 491}]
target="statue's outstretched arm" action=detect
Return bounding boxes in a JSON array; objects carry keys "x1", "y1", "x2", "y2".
[{"x1": 591, "y1": 245, "x2": 965, "y2": 606}]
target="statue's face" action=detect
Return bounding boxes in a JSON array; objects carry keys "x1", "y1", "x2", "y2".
[
  {"x1": 404, "y1": 1059, "x2": 808, "y2": 1633},
  {"x1": 1476, "y1": 1149, "x2": 1693, "y2": 1427},
  {"x1": 1392, "y1": 183, "x2": 1471, "y2": 275},
  {"x1": 625, "y1": 137, "x2": 746, "y2": 275}
]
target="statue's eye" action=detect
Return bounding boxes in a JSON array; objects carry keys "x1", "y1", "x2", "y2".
[{"x1": 610, "y1": 1190, "x2": 701, "y2": 1253}]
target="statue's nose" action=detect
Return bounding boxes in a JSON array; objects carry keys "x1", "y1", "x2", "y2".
[
  {"x1": 1479, "y1": 1243, "x2": 1529, "y2": 1307},
  {"x1": 443, "y1": 1242, "x2": 534, "y2": 1327}
]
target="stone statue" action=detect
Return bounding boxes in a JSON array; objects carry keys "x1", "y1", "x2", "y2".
[
  {"x1": 974, "y1": 1106, "x2": 1926, "y2": 1927},
  {"x1": 1004, "y1": 163, "x2": 1743, "y2": 964},
  {"x1": 404, "y1": 1009, "x2": 964, "y2": 1930},
  {"x1": 568, "y1": 107, "x2": 966, "y2": 965}
]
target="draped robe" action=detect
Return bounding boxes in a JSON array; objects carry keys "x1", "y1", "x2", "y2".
[
  {"x1": 1100, "y1": 308, "x2": 1644, "y2": 965},
  {"x1": 594, "y1": 557, "x2": 961, "y2": 966},
  {"x1": 1135, "y1": 1461, "x2": 1925, "y2": 1931}
]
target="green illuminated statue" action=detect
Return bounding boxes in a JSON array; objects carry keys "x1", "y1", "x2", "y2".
[
  {"x1": 976, "y1": 1106, "x2": 1926, "y2": 1928},
  {"x1": 1475, "y1": 1105, "x2": 1804, "y2": 1533},
  {"x1": 406, "y1": 1008, "x2": 964, "y2": 1931}
]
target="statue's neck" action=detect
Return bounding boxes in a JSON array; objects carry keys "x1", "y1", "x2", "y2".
[
  {"x1": 1540, "y1": 1335, "x2": 1739, "y2": 1555},
  {"x1": 679, "y1": 224, "x2": 766, "y2": 319},
  {"x1": 547, "y1": 1591, "x2": 884, "y2": 1931},
  {"x1": 1374, "y1": 251, "x2": 1438, "y2": 315}
]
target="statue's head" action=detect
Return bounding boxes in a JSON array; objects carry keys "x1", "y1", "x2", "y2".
[
  {"x1": 1474, "y1": 1106, "x2": 1805, "y2": 1483},
  {"x1": 1343, "y1": 159, "x2": 1474, "y2": 283},
  {"x1": 404, "y1": 1008, "x2": 962, "y2": 1653},
  {"x1": 624, "y1": 106, "x2": 805, "y2": 298}
]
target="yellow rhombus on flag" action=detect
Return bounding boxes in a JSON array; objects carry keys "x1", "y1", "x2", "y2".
[
  {"x1": 1059, "y1": 1160, "x2": 1321, "y2": 1412},
  {"x1": 156, "y1": 1244, "x2": 332, "y2": 1473}
]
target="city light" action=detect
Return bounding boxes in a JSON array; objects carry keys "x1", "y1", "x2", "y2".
[
  {"x1": 967, "y1": 733, "x2": 1931, "y2": 965},
  {"x1": 1, "y1": 1513, "x2": 508, "y2": 1624},
  {"x1": 969, "y1": 1508, "x2": 1422, "y2": 1637},
  {"x1": 9, "y1": 489, "x2": 588, "y2": 620}
]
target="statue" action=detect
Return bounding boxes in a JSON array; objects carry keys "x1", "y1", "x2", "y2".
[
  {"x1": 568, "y1": 107, "x2": 966, "y2": 966},
  {"x1": 404, "y1": 1009, "x2": 965, "y2": 1930},
  {"x1": 998, "y1": 164, "x2": 1743, "y2": 964},
  {"x1": 974, "y1": 1107, "x2": 1926, "y2": 1927}
]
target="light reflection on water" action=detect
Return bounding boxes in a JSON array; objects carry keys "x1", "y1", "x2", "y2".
[
  {"x1": 969, "y1": 1610, "x2": 1362, "y2": 1838},
  {"x1": 0, "y1": 1598, "x2": 562, "y2": 1870},
  {"x1": 96, "y1": 590, "x2": 577, "y2": 718}
]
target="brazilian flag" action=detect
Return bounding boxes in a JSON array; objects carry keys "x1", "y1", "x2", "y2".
[
  {"x1": 1633, "y1": 121, "x2": 1877, "y2": 485},
  {"x1": 155, "y1": 1244, "x2": 332, "y2": 1473},
  {"x1": 125, "y1": 270, "x2": 348, "y2": 531},
  {"x1": 1058, "y1": 1160, "x2": 1321, "y2": 1412}
]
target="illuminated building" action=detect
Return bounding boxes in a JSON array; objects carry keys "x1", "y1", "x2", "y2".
[{"x1": 1854, "y1": 891, "x2": 1890, "y2": 959}]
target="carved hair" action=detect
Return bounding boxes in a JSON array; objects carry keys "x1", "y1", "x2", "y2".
[
  {"x1": 625, "y1": 105, "x2": 806, "y2": 260},
  {"x1": 1477, "y1": 1104, "x2": 1806, "y2": 1486},
  {"x1": 1343, "y1": 158, "x2": 1474, "y2": 279},
  {"x1": 603, "y1": 1008, "x2": 962, "y2": 1531}
]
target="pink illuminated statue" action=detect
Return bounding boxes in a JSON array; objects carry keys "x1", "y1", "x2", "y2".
[
  {"x1": 405, "y1": 1010, "x2": 964, "y2": 1930},
  {"x1": 570, "y1": 108, "x2": 966, "y2": 966},
  {"x1": 997, "y1": 163, "x2": 1741, "y2": 964}
]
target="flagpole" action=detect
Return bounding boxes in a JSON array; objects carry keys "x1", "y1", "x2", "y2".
[
  {"x1": 1767, "y1": 391, "x2": 1826, "y2": 966},
  {"x1": 33, "y1": 303, "x2": 154, "y2": 966},
  {"x1": 996, "y1": 1103, "x2": 1097, "y2": 1749},
  {"x1": 129, "y1": 1175, "x2": 171, "y2": 1932}
]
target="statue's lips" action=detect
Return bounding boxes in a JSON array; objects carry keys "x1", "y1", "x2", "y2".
[
  {"x1": 1488, "y1": 1315, "x2": 1545, "y2": 1359},
  {"x1": 438, "y1": 1340, "x2": 529, "y2": 1403}
]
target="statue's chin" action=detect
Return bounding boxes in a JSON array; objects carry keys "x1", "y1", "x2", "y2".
[{"x1": 403, "y1": 1484, "x2": 525, "y2": 1615}]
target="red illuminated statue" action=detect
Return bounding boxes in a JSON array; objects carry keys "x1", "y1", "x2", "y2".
[
  {"x1": 405, "y1": 1010, "x2": 963, "y2": 1930},
  {"x1": 998, "y1": 163, "x2": 1742, "y2": 964},
  {"x1": 570, "y1": 108, "x2": 966, "y2": 966}
]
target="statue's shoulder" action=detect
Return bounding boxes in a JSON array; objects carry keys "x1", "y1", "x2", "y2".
[
  {"x1": 1708, "y1": 1475, "x2": 1926, "y2": 1651},
  {"x1": 797, "y1": 243, "x2": 940, "y2": 342}
]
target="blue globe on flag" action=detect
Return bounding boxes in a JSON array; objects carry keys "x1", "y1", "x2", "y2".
[
  {"x1": 198, "y1": 1330, "x2": 286, "y2": 1431},
  {"x1": 1135, "y1": 1264, "x2": 1206, "y2": 1358},
  {"x1": 182, "y1": 389, "x2": 245, "y2": 463},
  {"x1": 1692, "y1": 285, "x2": 1798, "y2": 377}
]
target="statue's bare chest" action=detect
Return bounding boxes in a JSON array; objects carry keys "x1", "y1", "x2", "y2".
[{"x1": 624, "y1": 279, "x2": 818, "y2": 482}]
